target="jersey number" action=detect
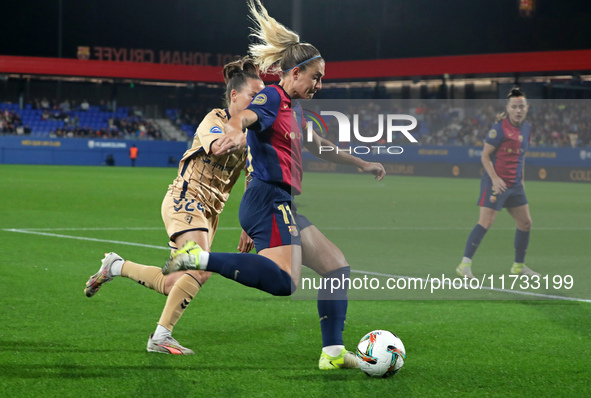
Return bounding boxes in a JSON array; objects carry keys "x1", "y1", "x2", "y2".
[{"x1": 277, "y1": 204, "x2": 295, "y2": 225}]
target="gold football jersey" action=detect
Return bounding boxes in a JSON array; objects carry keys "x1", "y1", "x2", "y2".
[{"x1": 166, "y1": 108, "x2": 246, "y2": 215}]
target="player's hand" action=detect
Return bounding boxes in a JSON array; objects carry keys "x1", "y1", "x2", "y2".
[
  {"x1": 492, "y1": 176, "x2": 507, "y2": 194},
  {"x1": 214, "y1": 128, "x2": 245, "y2": 156},
  {"x1": 237, "y1": 230, "x2": 254, "y2": 253},
  {"x1": 360, "y1": 161, "x2": 386, "y2": 181}
]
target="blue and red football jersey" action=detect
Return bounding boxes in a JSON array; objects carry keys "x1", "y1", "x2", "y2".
[
  {"x1": 245, "y1": 84, "x2": 305, "y2": 194},
  {"x1": 484, "y1": 118, "x2": 531, "y2": 186}
]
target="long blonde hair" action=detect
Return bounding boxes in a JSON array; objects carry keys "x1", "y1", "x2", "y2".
[{"x1": 247, "y1": 0, "x2": 322, "y2": 75}]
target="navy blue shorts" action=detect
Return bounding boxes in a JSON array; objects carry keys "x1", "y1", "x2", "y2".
[
  {"x1": 239, "y1": 178, "x2": 313, "y2": 252},
  {"x1": 478, "y1": 176, "x2": 528, "y2": 211}
]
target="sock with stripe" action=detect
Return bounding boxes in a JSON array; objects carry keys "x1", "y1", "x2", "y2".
[
  {"x1": 157, "y1": 273, "x2": 201, "y2": 332},
  {"x1": 121, "y1": 261, "x2": 166, "y2": 294}
]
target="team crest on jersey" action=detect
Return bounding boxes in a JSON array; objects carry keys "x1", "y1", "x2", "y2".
[
  {"x1": 488, "y1": 129, "x2": 497, "y2": 139},
  {"x1": 519, "y1": 135, "x2": 523, "y2": 142},
  {"x1": 210, "y1": 126, "x2": 222, "y2": 134},
  {"x1": 252, "y1": 94, "x2": 267, "y2": 105},
  {"x1": 288, "y1": 225, "x2": 299, "y2": 237}
]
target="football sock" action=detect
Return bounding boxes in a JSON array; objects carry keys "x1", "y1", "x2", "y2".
[
  {"x1": 157, "y1": 273, "x2": 201, "y2": 331},
  {"x1": 121, "y1": 261, "x2": 166, "y2": 295},
  {"x1": 463, "y1": 224, "x2": 488, "y2": 260},
  {"x1": 152, "y1": 324, "x2": 171, "y2": 340},
  {"x1": 318, "y1": 266, "x2": 350, "y2": 347},
  {"x1": 461, "y1": 257, "x2": 472, "y2": 264},
  {"x1": 207, "y1": 253, "x2": 294, "y2": 296},
  {"x1": 197, "y1": 251, "x2": 209, "y2": 269},
  {"x1": 322, "y1": 345, "x2": 345, "y2": 357},
  {"x1": 514, "y1": 228, "x2": 530, "y2": 263},
  {"x1": 111, "y1": 259, "x2": 123, "y2": 276}
]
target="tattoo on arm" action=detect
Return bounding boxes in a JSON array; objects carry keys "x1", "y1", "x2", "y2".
[{"x1": 243, "y1": 115, "x2": 254, "y2": 129}]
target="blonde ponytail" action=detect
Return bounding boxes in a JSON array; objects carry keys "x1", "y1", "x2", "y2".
[{"x1": 247, "y1": 0, "x2": 322, "y2": 75}]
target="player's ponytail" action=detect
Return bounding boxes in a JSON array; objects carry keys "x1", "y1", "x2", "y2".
[
  {"x1": 507, "y1": 86, "x2": 525, "y2": 99},
  {"x1": 223, "y1": 56, "x2": 261, "y2": 106},
  {"x1": 247, "y1": 0, "x2": 322, "y2": 75},
  {"x1": 495, "y1": 86, "x2": 527, "y2": 122}
]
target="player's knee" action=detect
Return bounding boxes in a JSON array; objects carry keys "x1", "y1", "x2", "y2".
[
  {"x1": 192, "y1": 270, "x2": 211, "y2": 285},
  {"x1": 334, "y1": 252, "x2": 349, "y2": 270},
  {"x1": 322, "y1": 251, "x2": 349, "y2": 273},
  {"x1": 521, "y1": 217, "x2": 532, "y2": 231},
  {"x1": 163, "y1": 275, "x2": 176, "y2": 296},
  {"x1": 478, "y1": 219, "x2": 494, "y2": 230}
]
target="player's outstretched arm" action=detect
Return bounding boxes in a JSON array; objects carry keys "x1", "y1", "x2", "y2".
[
  {"x1": 304, "y1": 130, "x2": 386, "y2": 181},
  {"x1": 214, "y1": 109, "x2": 259, "y2": 155}
]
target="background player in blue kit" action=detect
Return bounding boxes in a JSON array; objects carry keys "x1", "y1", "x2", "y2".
[
  {"x1": 164, "y1": 0, "x2": 386, "y2": 370},
  {"x1": 457, "y1": 87, "x2": 541, "y2": 279}
]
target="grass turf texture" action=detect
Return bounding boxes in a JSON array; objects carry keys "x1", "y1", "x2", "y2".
[{"x1": 0, "y1": 164, "x2": 589, "y2": 397}]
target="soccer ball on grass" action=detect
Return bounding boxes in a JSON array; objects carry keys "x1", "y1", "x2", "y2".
[{"x1": 356, "y1": 330, "x2": 406, "y2": 378}]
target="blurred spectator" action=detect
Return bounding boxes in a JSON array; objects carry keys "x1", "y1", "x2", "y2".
[
  {"x1": 40, "y1": 98, "x2": 50, "y2": 109},
  {"x1": 59, "y1": 99, "x2": 71, "y2": 112}
]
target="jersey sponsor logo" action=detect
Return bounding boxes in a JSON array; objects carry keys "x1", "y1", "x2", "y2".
[
  {"x1": 488, "y1": 129, "x2": 497, "y2": 139},
  {"x1": 173, "y1": 198, "x2": 205, "y2": 213},
  {"x1": 252, "y1": 94, "x2": 267, "y2": 105},
  {"x1": 284, "y1": 131, "x2": 302, "y2": 140},
  {"x1": 210, "y1": 126, "x2": 222, "y2": 134}
]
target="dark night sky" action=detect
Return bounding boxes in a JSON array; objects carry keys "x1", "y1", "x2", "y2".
[{"x1": 3, "y1": 0, "x2": 591, "y2": 63}]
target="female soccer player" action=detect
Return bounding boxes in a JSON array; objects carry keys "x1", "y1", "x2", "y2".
[
  {"x1": 84, "y1": 57, "x2": 264, "y2": 354},
  {"x1": 456, "y1": 87, "x2": 541, "y2": 279},
  {"x1": 164, "y1": 0, "x2": 386, "y2": 370}
]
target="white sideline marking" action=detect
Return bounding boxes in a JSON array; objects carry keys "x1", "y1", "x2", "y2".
[
  {"x1": 5, "y1": 226, "x2": 591, "y2": 232},
  {"x1": 3, "y1": 228, "x2": 590, "y2": 303},
  {"x1": 4, "y1": 228, "x2": 170, "y2": 250},
  {"x1": 349, "y1": 269, "x2": 591, "y2": 303}
]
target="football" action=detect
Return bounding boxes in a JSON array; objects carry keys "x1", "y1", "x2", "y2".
[{"x1": 356, "y1": 330, "x2": 406, "y2": 378}]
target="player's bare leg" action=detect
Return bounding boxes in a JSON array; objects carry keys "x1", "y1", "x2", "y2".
[
  {"x1": 457, "y1": 206, "x2": 498, "y2": 279},
  {"x1": 149, "y1": 230, "x2": 211, "y2": 355},
  {"x1": 300, "y1": 226, "x2": 358, "y2": 369},
  {"x1": 507, "y1": 204, "x2": 539, "y2": 276}
]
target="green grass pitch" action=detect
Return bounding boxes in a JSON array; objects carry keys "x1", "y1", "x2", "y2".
[{"x1": 1, "y1": 164, "x2": 589, "y2": 397}]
